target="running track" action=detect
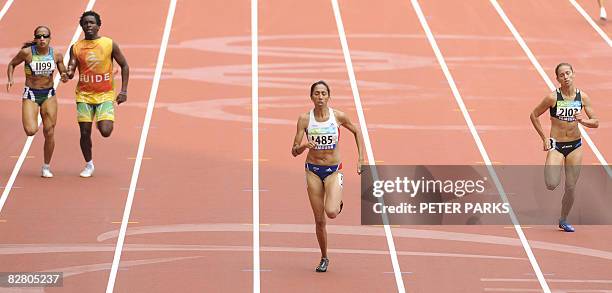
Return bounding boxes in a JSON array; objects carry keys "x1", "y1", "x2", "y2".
[{"x1": 0, "y1": 0, "x2": 610, "y2": 292}]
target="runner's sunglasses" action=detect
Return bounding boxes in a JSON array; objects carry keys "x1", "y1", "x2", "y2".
[{"x1": 34, "y1": 34, "x2": 51, "y2": 39}]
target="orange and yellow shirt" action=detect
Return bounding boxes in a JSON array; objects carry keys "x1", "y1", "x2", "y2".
[{"x1": 73, "y1": 36, "x2": 115, "y2": 104}]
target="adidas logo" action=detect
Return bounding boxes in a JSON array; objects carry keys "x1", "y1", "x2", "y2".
[{"x1": 326, "y1": 168, "x2": 332, "y2": 172}]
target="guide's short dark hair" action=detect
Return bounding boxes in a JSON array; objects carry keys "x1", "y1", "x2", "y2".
[{"x1": 80, "y1": 11, "x2": 101, "y2": 26}]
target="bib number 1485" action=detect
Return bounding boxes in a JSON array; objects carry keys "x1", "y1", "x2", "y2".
[{"x1": 311, "y1": 135, "x2": 333, "y2": 145}]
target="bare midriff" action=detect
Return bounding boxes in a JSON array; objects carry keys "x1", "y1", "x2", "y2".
[{"x1": 550, "y1": 118, "x2": 580, "y2": 142}]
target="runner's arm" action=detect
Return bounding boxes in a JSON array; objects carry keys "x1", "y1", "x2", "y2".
[
  {"x1": 292, "y1": 114, "x2": 315, "y2": 156},
  {"x1": 336, "y1": 110, "x2": 364, "y2": 174},
  {"x1": 576, "y1": 92, "x2": 599, "y2": 128},
  {"x1": 111, "y1": 41, "x2": 129, "y2": 104},
  {"x1": 66, "y1": 45, "x2": 77, "y2": 79},
  {"x1": 55, "y1": 50, "x2": 68, "y2": 82},
  {"x1": 530, "y1": 93, "x2": 555, "y2": 150},
  {"x1": 6, "y1": 49, "x2": 27, "y2": 91}
]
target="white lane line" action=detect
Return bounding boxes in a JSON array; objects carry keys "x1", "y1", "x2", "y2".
[
  {"x1": 0, "y1": 0, "x2": 14, "y2": 21},
  {"x1": 485, "y1": 288, "x2": 612, "y2": 293},
  {"x1": 251, "y1": 0, "x2": 261, "y2": 292},
  {"x1": 490, "y1": 0, "x2": 611, "y2": 178},
  {"x1": 409, "y1": 0, "x2": 551, "y2": 292},
  {"x1": 104, "y1": 0, "x2": 177, "y2": 292},
  {"x1": 482, "y1": 278, "x2": 612, "y2": 283},
  {"x1": 0, "y1": 0, "x2": 96, "y2": 215},
  {"x1": 569, "y1": 0, "x2": 612, "y2": 47},
  {"x1": 331, "y1": 0, "x2": 406, "y2": 292}
]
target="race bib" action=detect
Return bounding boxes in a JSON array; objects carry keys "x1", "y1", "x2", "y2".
[
  {"x1": 310, "y1": 133, "x2": 337, "y2": 150},
  {"x1": 556, "y1": 100, "x2": 581, "y2": 122},
  {"x1": 30, "y1": 60, "x2": 55, "y2": 76}
]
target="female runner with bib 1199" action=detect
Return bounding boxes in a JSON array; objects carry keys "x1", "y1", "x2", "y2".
[{"x1": 6, "y1": 26, "x2": 68, "y2": 178}]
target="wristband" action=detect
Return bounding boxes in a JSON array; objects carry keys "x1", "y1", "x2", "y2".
[{"x1": 119, "y1": 91, "x2": 127, "y2": 95}]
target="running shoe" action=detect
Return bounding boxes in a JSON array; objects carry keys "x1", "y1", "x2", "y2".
[
  {"x1": 601, "y1": 7, "x2": 607, "y2": 20},
  {"x1": 558, "y1": 219, "x2": 575, "y2": 232},
  {"x1": 315, "y1": 257, "x2": 329, "y2": 272},
  {"x1": 41, "y1": 166, "x2": 54, "y2": 178},
  {"x1": 79, "y1": 164, "x2": 95, "y2": 178}
]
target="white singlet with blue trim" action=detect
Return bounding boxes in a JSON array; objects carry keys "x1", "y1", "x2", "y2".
[{"x1": 306, "y1": 107, "x2": 339, "y2": 150}]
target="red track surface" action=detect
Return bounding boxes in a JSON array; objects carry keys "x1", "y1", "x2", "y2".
[{"x1": 0, "y1": 0, "x2": 610, "y2": 292}]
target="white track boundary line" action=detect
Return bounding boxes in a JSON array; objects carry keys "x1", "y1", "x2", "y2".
[
  {"x1": 104, "y1": 0, "x2": 177, "y2": 292},
  {"x1": 331, "y1": 1, "x2": 406, "y2": 292},
  {"x1": 0, "y1": 0, "x2": 96, "y2": 214},
  {"x1": 490, "y1": 0, "x2": 611, "y2": 178},
  {"x1": 409, "y1": 0, "x2": 552, "y2": 292},
  {"x1": 251, "y1": 0, "x2": 261, "y2": 291},
  {"x1": 0, "y1": 0, "x2": 15, "y2": 21},
  {"x1": 569, "y1": 0, "x2": 612, "y2": 47}
]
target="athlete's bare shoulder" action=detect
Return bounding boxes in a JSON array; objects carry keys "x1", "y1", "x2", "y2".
[
  {"x1": 543, "y1": 91, "x2": 557, "y2": 105},
  {"x1": 19, "y1": 47, "x2": 31, "y2": 56},
  {"x1": 579, "y1": 89, "x2": 590, "y2": 99},
  {"x1": 297, "y1": 111, "x2": 310, "y2": 125},
  {"x1": 332, "y1": 108, "x2": 345, "y2": 117},
  {"x1": 332, "y1": 109, "x2": 349, "y2": 124}
]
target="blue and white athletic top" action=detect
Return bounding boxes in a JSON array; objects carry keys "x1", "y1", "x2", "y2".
[
  {"x1": 25, "y1": 45, "x2": 55, "y2": 77},
  {"x1": 306, "y1": 107, "x2": 339, "y2": 150}
]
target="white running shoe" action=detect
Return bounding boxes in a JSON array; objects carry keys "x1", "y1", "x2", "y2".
[
  {"x1": 601, "y1": 7, "x2": 607, "y2": 20},
  {"x1": 41, "y1": 166, "x2": 54, "y2": 178},
  {"x1": 79, "y1": 164, "x2": 95, "y2": 178}
]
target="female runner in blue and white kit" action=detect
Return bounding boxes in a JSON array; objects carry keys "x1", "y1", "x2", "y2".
[
  {"x1": 530, "y1": 63, "x2": 599, "y2": 232},
  {"x1": 292, "y1": 81, "x2": 364, "y2": 272},
  {"x1": 6, "y1": 26, "x2": 68, "y2": 178}
]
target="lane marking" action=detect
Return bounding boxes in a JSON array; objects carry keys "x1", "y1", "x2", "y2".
[
  {"x1": 482, "y1": 278, "x2": 612, "y2": 283},
  {"x1": 105, "y1": 1, "x2": 177, "y2": 292},
  {"x1": 410, "y1": 1, "x2": 551, "y2": 292},
  {"x1": 111, "y1": 221, "x2": 139, "y2": 224},
  {"x1": 243, "y1": 158, "x2": 268, "y2": 162},
  {"x1": 0, "y1": 0, "x2": 14, "y2": 21},
  {"x1": 331, "y1": 1, "x2": 406, "y2": 292},
  {"x1": 119, "y1": 187, "x2": 144, "y2": 191},
  {"x1": 568, "y1": 0, "x2": 612, "y2": 47},
  {"x1": 476, "y1": 161, "x2": 502, "y2": 165},
  {"x1": 251, "y1": 0, "x2": 261, "y2": 291},
  {"x1": 525, "y1": 273, "x2": 556, "y2": 276}
]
